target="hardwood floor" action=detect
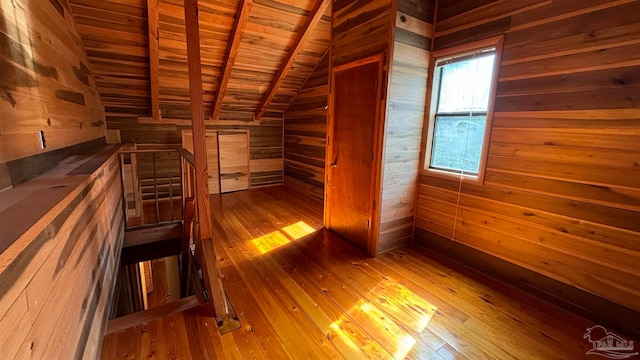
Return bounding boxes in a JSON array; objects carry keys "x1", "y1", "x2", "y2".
[{"x1": 101, "y1": 186, "x2": 617, "y2": 359}]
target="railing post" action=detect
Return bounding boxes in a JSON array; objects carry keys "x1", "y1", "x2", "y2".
[
  {"x1": 152, "y1": 152, "x2": 160, "y2": 223},
  {"x1": 183, "y1": 0, "x2": 228, "y2": 316},
  {"x1": 169, "y1": 151, "x2": 174, "y2": 221},
  {"x1": 118, "y1": 152, "x2": 128, "y2": 227}
]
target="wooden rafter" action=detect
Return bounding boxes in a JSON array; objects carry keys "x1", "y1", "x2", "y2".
[
  {"x1": 147, "y1": 0, "x2": 160, "y2": 120},
  {"x1": 210, "y1": 0, "x2": 254, "y2": 121},
  {"x1": 254, "y1": 0, "x2": 330, "y2": 121},
  {"x1": 183, "y1": 0, "x2": 228, "y2": 317}
]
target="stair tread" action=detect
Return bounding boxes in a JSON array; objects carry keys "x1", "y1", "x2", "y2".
[{"x1": 123, "y1": 222, "x2": 182, "y2": 248}]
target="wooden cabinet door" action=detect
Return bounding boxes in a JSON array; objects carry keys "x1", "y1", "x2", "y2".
[
  {"x1": 181, "y1": 130, "x2": 220, "y2": 194},
  {"x1": 326, "y1": 56, "x2": 383, "y2": 253},
  {"x1": 218, "y1": 131, "x2": 250, "y2": 193}
]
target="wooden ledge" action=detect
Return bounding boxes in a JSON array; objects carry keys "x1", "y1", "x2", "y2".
[{"x1": 0, "y1": 145, "x2": 120, "y2": 257}]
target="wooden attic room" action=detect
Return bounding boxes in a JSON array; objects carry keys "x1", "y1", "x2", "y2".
[{"x1": 1, "y1": 0, "x2": 639, "y2": 358}]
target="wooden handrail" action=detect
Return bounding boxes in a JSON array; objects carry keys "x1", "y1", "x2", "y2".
[
  {"x1": 178, "y1": 149, "x2": 229, "y2": 316},
  {"x1": 117, "y1": 148, "x2": 179, "y2": 154},
  {"x1": 177, "y1": 148, "x2": 196, "y2": 166},
  {"x1": 116, "y1": 146, "x2": 228, "y2": 316}
]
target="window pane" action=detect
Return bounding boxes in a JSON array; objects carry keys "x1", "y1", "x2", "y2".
[
  {"x1": 437, "y1": 54, "x2": 495, "y2": 113},
  {"x1": 430, "y1": 115, "x2": 486, "y2": 174}
]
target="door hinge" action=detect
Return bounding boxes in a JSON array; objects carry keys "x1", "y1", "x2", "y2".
[{"x1": 365, "y1": 220, "x2": 370, "y2": 229}]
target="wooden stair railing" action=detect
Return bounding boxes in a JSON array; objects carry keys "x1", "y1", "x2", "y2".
[
  {"x1": 116, "y1": 147, "x2": 228, "y2": 318},
  {"x1": 180, "y1": 197, "x2": 195, "y2": 297},
  {"x1": 182, "y1": 0, "x2": 228, "y2": 317},
  {"x1": 179, "y1": 149, "x2": 229, "y2": 316}
]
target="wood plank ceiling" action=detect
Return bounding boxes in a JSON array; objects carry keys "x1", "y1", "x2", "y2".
[{"x1": 68, "y1": 0, "x2": 331, "y2": 124}]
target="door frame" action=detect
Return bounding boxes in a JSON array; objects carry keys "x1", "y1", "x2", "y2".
[{"x1": 324, "y1": 53, "x2": 386, "y2": 256}]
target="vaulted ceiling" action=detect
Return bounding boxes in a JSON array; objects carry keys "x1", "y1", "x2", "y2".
[{"x1": 68, "y1": 0, "x2": 331, "y2": 123}]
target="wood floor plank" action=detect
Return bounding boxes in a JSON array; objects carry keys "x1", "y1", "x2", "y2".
[
  {"x1": 215, "y1": 209, "x2": 347, "y2": 360},
  {"x1": 162, "y1": 313, "x2": 191, "y2": 359},
  {"x1": 100, "y1": 186, "x2": 631, "y2": 360},
  {"x1": 183, "y1": 306, "x2": 218, "y2": 360},
  {"x1": 217, "y1": 253, "x2": 289, "y2": 360},
  {"x1": 218, "y1": 199, "x2": 404, "y2": 358},
  {"x1": 219, "y1": 333, "x2": 244, "y2": 360},
  {"x1": 378, "y1": 249, "x2": 591, "y2": 357}
]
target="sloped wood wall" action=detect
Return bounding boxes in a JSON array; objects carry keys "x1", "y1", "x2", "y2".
[
  {"x1": 0, "y1": 149, "x2": 123, "y2": 359},
  {"x1": 0, "y1": 0, "x2": 106, "y2": 187},
  {"x1": 415, "y1": 0, "x2": 640, "y2": 315},
  {"x1": 283, "y1": 53, "x2": 328, "y2": 199},
  {"x1": 68, "y1": 0, "x2": 333, "y2": 191},
  {"x1": 69, "y1": 0, "x2": 328, "y2": 160},
  {"x1": 68, "y1": 0, "x2": 149, "y2": 121},
  {"x1": 377, "y1": 0, "x2": 434, "y2": 253}
]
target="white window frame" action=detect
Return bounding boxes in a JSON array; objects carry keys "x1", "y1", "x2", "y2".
[{"x1": 422, "y1": 36, "x2": 503, "y2": 184}]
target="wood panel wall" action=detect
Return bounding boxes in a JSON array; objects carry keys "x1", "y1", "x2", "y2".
[
  {"x1": 331, "y1": 0, "x2": 392, "y2": 68},
  {"x1": 128, "y1": 123, "x2": 283, "y2": 191},
  {"x1": 249, "y1": 125, "x2": 284, "y2": 187},
  {"x1": 0, "y1": 0, "x2": 106, "y2": 187},
  {"x1": 377, "y1": 0, "x2": 434, "y2": 253},
  {"x1": 283, "y1": 53, "x2": 328, "y2": 199},
  {"x1": 327, "y1": 0, "x2": 437, "y2": 254},
  {"x1": 415, "y1": 0, "x2": 640, "y2": 318},
  {"x1": 0, "y1": 148, "x2": 124, "y2": 359},
  {"x1": 329, "y1": 0, "x2": 393, "y2": 255}
]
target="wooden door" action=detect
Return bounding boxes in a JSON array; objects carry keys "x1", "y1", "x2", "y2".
[
  {"x1": 218, "y1": 131, "x2": 250, "y2": 193},
  {"x1": 182, "y1": 130, "x2": 220, "y2": 194},
  {"x1": 326, "y1": 56, "x2": 383, "y2": 252}
]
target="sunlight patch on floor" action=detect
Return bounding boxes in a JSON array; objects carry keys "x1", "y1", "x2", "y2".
[
  {"x1": 250, "y1": 231, "x2": 291, "y2": 255},
  {"x1": 372, "y1": 279, "x2": 438, "y2": 333},
  {"x1": 359, "y1": 301, "x2": 417, "y2": 359},
  {"x1": 329, "y1": 320, "x2": 362, "y2": 353},
  {"x1": 326, "y1": 279, "x2": 439, "y2": 359},
  {"x1": 250, "y1": 221, "x2": 318, "y2": 255},
  {"x1": 281, "y1": 221, "x2": 317, "y2": 239},
  {"x1": 394, "y1": 334, "x2": 417, "y2": 359}
]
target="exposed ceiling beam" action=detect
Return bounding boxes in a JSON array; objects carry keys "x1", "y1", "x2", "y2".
[
  {"x1": 254, "y1": 0, "x2": 330, "y2": 121},
  {"x1": 147, "y1": 0, "x2": 161, "y2": 120},
  {"x1": 183, "y1": 0, "x2": 228, "y2": 317},
  {"x1": 210, "y1": 0, "x2": 253, "y2": 121}
]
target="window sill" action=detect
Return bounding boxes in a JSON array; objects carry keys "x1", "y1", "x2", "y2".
[{"x1": 420, "y1": 167, "x2": 484, "y2": 185}]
